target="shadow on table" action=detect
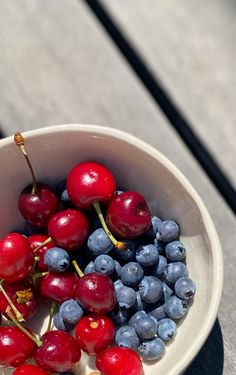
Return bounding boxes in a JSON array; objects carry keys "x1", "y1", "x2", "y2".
[{"x1": 184, "y1": 319, "x2": 224, "y2": 375}]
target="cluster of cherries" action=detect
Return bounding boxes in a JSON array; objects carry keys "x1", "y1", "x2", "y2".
[{"x1": 0, "y1": 133, "x2": 150, "y2": 375}]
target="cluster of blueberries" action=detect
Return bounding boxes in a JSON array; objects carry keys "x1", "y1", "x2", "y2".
[{"x1": 42, "y1": 203, "x2": 196, "y2": 364}]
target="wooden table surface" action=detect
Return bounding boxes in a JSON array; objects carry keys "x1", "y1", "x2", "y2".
[{"x1": 0, "y1": 1, "x2": 235, "y2": 374}]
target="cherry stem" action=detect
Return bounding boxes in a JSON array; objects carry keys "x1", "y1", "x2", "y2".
[
  {"x1": 6, "y1": 307, "x2": 42, "y2": 347},
  {"x1": 30, "y1": 271, "x2": 49, "y2": 283},
  {"x1": 93, "y1": 201, "x2": 126, "y2": 251},
  {"x1": 0, "y1": 283, "x2": 25, "y2": 322},
  {"x1": 14, "y1": 132, "x2": 37, "y2": 194},
  {"x1": 34, "y1": 237, "x2": 52, "y2": 253},
  {"x1": 72, "y1": 260, "x2": 84, "y2": 278},
  {"x1": 47, "y1": 302, "x2": 56, "y2": 332},
  {"x1": 31, "y1": 256, "x2": 40, "y2": 273}
]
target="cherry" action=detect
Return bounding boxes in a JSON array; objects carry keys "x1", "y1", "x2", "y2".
[
  {"x1": 47, "y1": 209, "x2": 89, "y2": 251},
  {"x1": 0, "y1": 280, "x2": 38, "y2": 321},
  {"x1": 34, "y1": 330, "x2": 81, "y2": 372},
  {"x1": 38, "y1": 272, "x2": 78, "y2": 304},
  {"x1": 0, "y1": 326, "x2": 37, "y2": 367},
  {"x1": 29, "y1": 234, "x2": 56, "y2": 271},
  {"x1": 75, "y1": 314, "x2": 115, "y2": 355},
  {"x1": 96, "y1": 347, "x2": 143, "y2": 375},
  {"x1": 106, "y1": 191, "x2": 151, "y2": 239},
  {"x1": 75, "y1": 272, "x2": 116, "y2": 314},
  {"x1": 14, "y1": 133, "x2": 59, "y2": 228},
  {"x1": 0, "y1": 233, "x2": 34, "y2": 282},
  {"x1": 13, "y1": 364, "x2": 49, "y2": 375}
]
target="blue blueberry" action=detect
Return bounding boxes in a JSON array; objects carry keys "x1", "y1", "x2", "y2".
[
  {"x1": 115, "y1": 326, "x2": 140, "y2": 350},
  {"x1": 53, "y1": 313, "x2": 74, "y2": 331},
  {"x1": 56, "y1": 180, "x2": 70, "y2": 203},
  {"x1": 136, "y1": 244, "x2": 159, "y2": 267},
  {"x1": 148, "y1": 304, "x2": 166, "y2": 321},
  {"x1": 109, "y1": 308, "x2": 131, "y2": 325},
  {"x1": 135, "y1": 316, "x2": 158, "y2": 340},
  {"x1": 120, "y1": 262, "x2": 144, "y2": 287},
  {"x1": 129, "y1": 310, "x2": 147, "y2": 328},
  {"x1": 156, "y1": 221, "x2": 179, "y2": 242},
  {"x1": 152, "y1": 255, "x2": 167, "y2": 278},
  {"x1": 114, "y1": 279, "x2": 125, "y2": 294},
  {"x1": 114, "y1": 260, "x2": 122, "y2": 278},
  {"x1": 154, "y1": 239, "x2": 166, "y2": 255},
  {"x1": 94, "y1": 254, "x2": 115, "y2": 275},
  {"x1": 59, "y1": 299, "x2": 84, "y2": 325},
  {"x1": 117, "y1": 286, "x2": 136, "y2": 309},
  {"x1": 157, "y1": 318, "x2": 176, "y2": 341},
  {"x1": 165, "y1": 241, "x2": 186, "y2": 262},
  {"x1": 162, "y1": 282, "x2": 174, "y2": 301},
  {"x1": 87, "y1": 228, "x2": 113, "y2": 256},
  {"x1": 84, "y1": 261, "x2": 95, "y2": 274},
  {"x1": 114, "y1": 240, "x2": 136, "y2": 261},
  {"x1": 164, "y1": 296, "x2": 189, "y2": 319},
  {"x1": 139, "y1": 276, "x2": 162, "y2": 303},
  {"x1": 138, "y1": 337, "x2": 165, "y2": 360},
  {"x1": 44, "y1": 247, "x2": 70, "y2": 272},
  {"x1": 146, "y1": 216, "x2": 162, "y2": 238},
  {"x1": 175, "y1": 277, "x2": 196, "y2": 300},
  {"x1": 134, "y1": 291, "x2": 147, "y2": 311},
  {"x1": 163, "y1": 262, "x2": 189, "y2": 285}
]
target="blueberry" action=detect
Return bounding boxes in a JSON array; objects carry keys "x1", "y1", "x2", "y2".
[
  {"x1": 84, "y1": 261, "x2": 95, "y2": 274},
  {"x1": 53, "y1": 313, "x2": 74, "y2": 331},
  {"x1": 164, "y1": 262, "x2": 189, "y2": 285},
  {"x1": 114, "y1": 260, "x2": 122, "y2": 278},
  {"x1": 162, "y1": 282, "x2": 174, "y2": 301},
  {"x1": 109, "y1": 308, "x2": 131, "y2": 325},
  {"x1": 44, "y1": 247, "x2": 70, "y2": 272},
  {"x1": 114, "y1": 279, "x2": 125, "y2": 294},
  {"x1": 175, "y1": 277, "x2": 196, "y2": 300},
  {"x1": 156, "y1": 221, "x2": 179, "y2": 242},
  {"x1": 148, "y1": 304, "x2": 166, "y2": 321},
  {"x1": 135, "y1": 316, "x2": 158, "y2": 340},
  {"x1": 114, "y1": 240, "x2": 136, "y2": 261},
  {"x1": 94, "y1": 254, "x2": 115, "y2": 275},
  {"x1": 117, "y1": 286, "x2": 136, "y2": 309},
  {"x1": 136, "y1": 244, "x2": 159, "y2": 267},
  {"x1": 87, "y1": 228, "x2": 113, "y2": 256},
  {"x1": 157, "y1": 318, "x2": 176, "y2": 341},
  {"x1": 115, "y1": 326, "x2": 140, "y2": 350},
  {"x1": 152, "y1": 255, "x2": 167, "y2": 278},
  {"x1": 139, "y1": 276, "x2": 162, "y2": 303},
  {"x1": 145, "y1": 216, "x2": 162, "y2": 238},
  {"x1": 59, "y1": 299, "x2": 84, "y2": 325},
  {"x1": 134, "y1": 291, "x2": 147, "y2": 311},
  {"x1": 56, "y1": 180, "x2": 70, "y2": 203},
  {"x1": 164, "y1": 296, "x2": 189, "y2": 319},
  {"x1": 165, "y1": 241, "x2": 186, "y2": 262},
  {"x1": 120, "y1": 262, "x2": 144, "y2": 287},
  {"x1": 129, "y1": 310, "x2": 147, "y2": 328},
  {"x1": 154, "y1": 239, "x2": 166, "y2": 255},
  {"x1": 138, "y1": 337, "x2": 165, "y2": 360}
]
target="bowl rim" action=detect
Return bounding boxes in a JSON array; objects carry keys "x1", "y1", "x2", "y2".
[{"x1": 0, "y1": 124, "x2": 223, "y2": 375}]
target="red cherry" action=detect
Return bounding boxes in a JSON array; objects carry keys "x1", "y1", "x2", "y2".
[
  {"x1": 0, "y1": 326, "x2": 37, "y2": 367},
  {"x1": 96, "y1": 347, "x2": 143, "y2": 375},
  {"x1": 106, "y1": 191, "x2": 151, "y2": 239},
  {"x1": 75, "y1": 273, "x2": 116, "y2": 314},
  {"x1": 0, "y1": 233, "x2": 34, "y2": 282},
  {"x1": 38, "y1": 272, "x2": 78, "y2": 304},
  {"x1": 34, "y1": 330, "x2": 81, "y2": 372},
  {"x1": 29, "y1": 234, "x2": 56, "y2": 271},
  {"x1": 0, "y1": 281, "x2": 38, "y2": 321},
  {"x1": 75, "y1": 314, "x2": 115, "y2": 355},
  {"x1": 47, "y1": 209, "x2": 89, "y2": 251},
  {"x1": 19, "y1": 183, "x2": 59, "y2": 228},
  {"x1": 67, "y1": 161, "x2": 116, "y2": 209},
  {"x1": 13, "y1": 364, "x2": 49, "y2": 375}
]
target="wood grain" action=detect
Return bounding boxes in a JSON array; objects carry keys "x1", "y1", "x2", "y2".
[{"x1": 0, "y1": 1, "x2": 235, "y2": 374}]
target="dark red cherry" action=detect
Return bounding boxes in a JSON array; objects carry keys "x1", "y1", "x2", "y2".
[
  {"x1": 38, "y1": 272, "x2": 78, "y2": 304},
  {"x1": 29, "y1": 234, "x2": 56, "y2": 271},
  {"x1": 13, "y1": 364, "x2": 49, "y2": 375},
  {"x1": 0, "y1": 326, "x2": 37, "y2": 367},
  {"x1": 106, "y1": 191, "x2": 151, "y2": 239},
  {"x1": 19, "y1": 183, "x2": 59, "y2": 228},
  {"x1": 67, "y1": 161, "x2": 116, "y2": 209},
  {"x1": 34, "y1": 330, "x2": 81, "y2": 372},
  {"x1": 47, "y1": 209, "x2": 89, "y2": 251},
  {"x1": 75, "y1": 273, "x2": 116, "y2": 314},
  {"x1": 0, "y1": 233, "x2": 34, "y2": 282}
]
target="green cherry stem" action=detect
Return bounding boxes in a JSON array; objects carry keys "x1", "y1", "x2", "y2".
[
  {"x1": 0, "y1": 283, "x2": 25, "y2": 322},
  {"x1": 72, "y1": 260, "x2": 84, "y2": 278},
  {"x1": 30, "y1": 271, "x2": 49, "y2": 283},
  {"x1": 47, "y1": 302, "x2": 56, "y2": 332},
  {"x1": 34, "y1": 237, "x2": 53, "y2": 253}
]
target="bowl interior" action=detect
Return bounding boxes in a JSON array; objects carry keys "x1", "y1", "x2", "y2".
[{"x1": 0, "y1": 125, "x2": 222, "y2": 375}]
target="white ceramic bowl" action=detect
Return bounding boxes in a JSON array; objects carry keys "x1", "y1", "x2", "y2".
[{"x1": 0, "y1": 125, "x2": 223, "y2": 375}]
